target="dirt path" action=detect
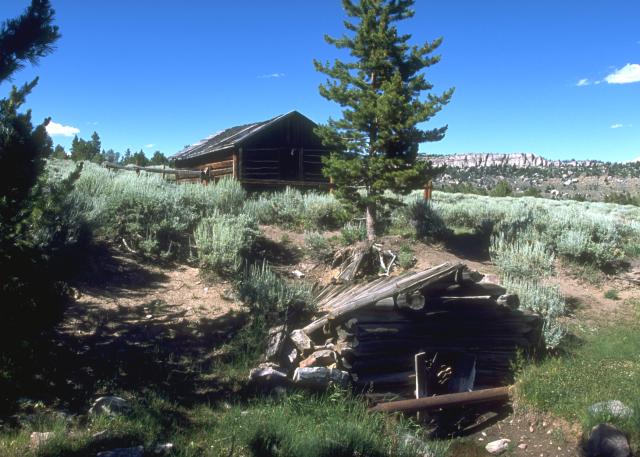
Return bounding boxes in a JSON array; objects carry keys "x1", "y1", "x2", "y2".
[{"x1": 2, "y1": 245, "x2": 244, "y2": 416}]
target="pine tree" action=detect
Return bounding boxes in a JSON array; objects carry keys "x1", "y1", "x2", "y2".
[
  {"x1": 52, "y1": 144, "x2": 66, "y2": 159},
  {"x1": 314, "y1": 0, "x2": 453, "y2": 240}
]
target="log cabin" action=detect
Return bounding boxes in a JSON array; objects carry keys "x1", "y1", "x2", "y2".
[{"x1": 172, "y1": 111, "x2": 330, "y2": 188}]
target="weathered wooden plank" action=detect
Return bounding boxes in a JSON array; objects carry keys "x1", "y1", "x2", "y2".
[{"x1": 304, "y1": 263, "x2": 461, "y2": 335}]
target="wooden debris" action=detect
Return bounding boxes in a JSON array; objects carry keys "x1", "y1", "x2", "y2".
[{"x1": 251, "y1": 262, "x2": 543, "y2": 401}]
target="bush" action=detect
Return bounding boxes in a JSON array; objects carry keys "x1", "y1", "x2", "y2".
[
  {"x1": 305, "y1": 232, "x2": 334, "y2": 263},
  {"x1": 397, "y1": 244, "x2": 416, "y2": 269},
  {"x1": 489, "y1": 180, "x2": 513, "y2": 197},
  {"x1": 243, "y1": 188, "x2": 347, "y2": 230},
  {"x1": 604, "y1": 289, "x2": 620, "y2": 300},
  {"x1": 490, "y1": 232, "x2": 555, "y2": 279},
  {"x1": 502, "y1": 276, "x2": 566, "y2": 348},
  {"x1": 237, "y1": 261, "x2": 313, "y2": 316},
  {"x1": 69, "y1": 164, "x2": 246, "y2": 258},
  {"x1": 397, "y1": 198, "x2": 451, "y2": 241},
  {"x1": 340, "y1": 221, "x2": 366, "y2": 245},
  {"x1": 194, "y1": 213, "x2": 259, "y2": 275}
]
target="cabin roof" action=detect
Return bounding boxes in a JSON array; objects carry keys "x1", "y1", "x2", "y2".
[{"x1": 172, "y1": 110, "x2": 314, "y2": 161}]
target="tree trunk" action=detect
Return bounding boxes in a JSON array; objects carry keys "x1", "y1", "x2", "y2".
[{"x1": 365, "y1": 204, "x2": 376, "y2": 241}]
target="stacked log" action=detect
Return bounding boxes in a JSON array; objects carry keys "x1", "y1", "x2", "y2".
[{"x1": 253, "y1": 262, "x2": 543, "y2": 398}]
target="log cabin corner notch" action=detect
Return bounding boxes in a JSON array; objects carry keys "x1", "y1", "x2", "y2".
[{"x1": 172, "y1": 111, "x2": 330, "y2": 187}]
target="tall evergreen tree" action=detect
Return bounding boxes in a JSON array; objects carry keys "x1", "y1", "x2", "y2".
[
  {"x1": 314, "y1": 0, "x2": 453, "y2": 240},
  {"x1": 52, "y1": 143, "x2": 66, "y2": 159},
  {"x1": 0, "y1": 0, "x2": 72, "y2": 336},
  {"x1": 149, "y1": 150, "x2": 169, "y2": 166}
]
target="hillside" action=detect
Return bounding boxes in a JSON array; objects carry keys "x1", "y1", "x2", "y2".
[{"x1": 427, "y1": 153, "x2": 640, "y2": 202}]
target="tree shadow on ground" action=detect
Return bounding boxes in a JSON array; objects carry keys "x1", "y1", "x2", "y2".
[
  {"x1": 442, "y1": 231, "x2": 491, "y2": 262},
  {"x1": 0, "y1": 245, "x2": 252, "y2": 419},
  {"x1": 251, "y1": 236, "x2": 303, "y2": 266}
]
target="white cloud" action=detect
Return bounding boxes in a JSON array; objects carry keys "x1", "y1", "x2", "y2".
[
  {"x1": 258, "y1": 72, "x2": 285, "y2": 79},
  {"x1": 46, "y1": 121, "x2": 80, "y2": 137},
  {"x1": 605, "y1": 63, "x2": 640, "y2": 84},
  {"x1": 610, "y1": 123, "x2": 623, "y2": 129},
  {"x1": 576, "y1": 78, "x2": 590, "y2": 86},
  {"x1": 145, "y1": 143, "x2": 154, "y2": 148}
]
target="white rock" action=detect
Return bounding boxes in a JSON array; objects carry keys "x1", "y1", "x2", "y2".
[
  {"x1": 292, "y1": 367, "x2": 350, "y2": 388},
  {"x1": 30, "y1": 431, "x2": 54, "y2": 448},
  {"x1": 153, "y1": 443, "x2": 174, "y2": 454},
  {"x1": 485, "y1": 438, "x2": 510, "y2": 454},
  {"x1": 588, "y1": 400, "x2": 634, "y2": 420},
  {"x1": 89, "y1": 396, "x2": 130, "y2": 416}
]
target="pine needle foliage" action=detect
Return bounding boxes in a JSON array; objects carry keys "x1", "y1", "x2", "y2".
[{"x1": 314, "y1": 0, "x2": 452, "y2": 240}]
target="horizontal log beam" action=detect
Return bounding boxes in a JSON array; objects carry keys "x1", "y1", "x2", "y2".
[{"x1": 369, "y1": 386, "x2": 512, "y2": 414}]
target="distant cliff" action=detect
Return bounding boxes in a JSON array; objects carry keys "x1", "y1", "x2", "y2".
[{"x1": 426, "y1": 153, "x2": 598, "y2": 168}]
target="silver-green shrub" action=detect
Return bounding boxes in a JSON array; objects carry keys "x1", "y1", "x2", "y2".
[
  {"x1": 63, "y1": 162, "x2": 246, "y2": 257},
  {"x1": 304, "y1": 231, "x2": 334, "y2": 263},
  {"x1": 490, "y1": 232, "x2": 555, "y2": 279},
  {"x1": 243, "y1": 187, "x2": 346, "y2": 230},
  {"x1": 502, "y1": 275, "x2": 567, "y2": 349},
  {"x1": 238, "y1": 261, "x2": 313, "y2": 314},
  {"x1": 194, "y1": 213, "x2": 259, "y2": 275}
]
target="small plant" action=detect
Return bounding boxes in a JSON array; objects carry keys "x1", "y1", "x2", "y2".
[
  {"x1": 502, "y1": 275, "x2": 566, "y2": 348},
  {"x1": 490, "y1": 232, "x2": 555, "y2": 279},
  {"x1": 194, "y1": 213, "x2": 259, "y2": 275},
  {"x1": 489, "y1": 180, "x2": 513, "y2": 197},
  {"x1": 304, "y1": 232, "x2": 334, "y2": 263},
  {"x1": 340, "y1": 222, "x2": 366, "y2": 246},
  {"x1": 397, "y1": 244, "x2": 416, "y2": 270},
  {"x1": 237, "y1": 261, "x2": 313, "y2": 316},
  {"x1": 604, "y1": 289, "x2": 620, "y2": 300}
]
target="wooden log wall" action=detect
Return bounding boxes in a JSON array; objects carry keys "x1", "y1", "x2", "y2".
[{"x1": 295, "y1": 265, "x2": 543, "y2": 398}]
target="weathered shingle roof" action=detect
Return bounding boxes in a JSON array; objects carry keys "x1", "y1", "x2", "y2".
[{"x1": 173, "y1": 111, "x2": 303, "y2": 161}]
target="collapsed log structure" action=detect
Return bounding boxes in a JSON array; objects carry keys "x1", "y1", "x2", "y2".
[{"x1": 253, "y1": 262, "x2": 543, "y2": 406}]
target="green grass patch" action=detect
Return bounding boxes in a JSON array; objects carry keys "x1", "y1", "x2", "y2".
[
  {"x1": 0, "y1": 390, "x2": 449, "y2": 457},
  {"x1": 517, "y1": 322, "x2": 640, "y2": 450},
  {"x1": 603, "y1": 289, "x2": 620, "y2": 300}
]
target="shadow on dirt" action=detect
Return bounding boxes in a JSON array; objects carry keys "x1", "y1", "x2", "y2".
[
  {"x1": 0, "y1": 245, "x2": 250, "y2": 418},
  {"x1": 443, "y1": 231, "x2": 491, "y2": 263}
]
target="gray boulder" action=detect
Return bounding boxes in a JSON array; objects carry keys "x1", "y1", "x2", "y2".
[
  {"x1": 585, "y1": 424, "x2": 631, "y2": 457},
  {"x1": 248, "y1": 363, "x2": 288, "y2": 385},
  {"x1": 588, "y1": 400, "x2": 634, "y2": 420},
  {"x1": 89, "y1": 396, "x2": 130, "y2": 417},
  {"x1": 292, "y1": 367, "x2": 349, "y2": 389}
]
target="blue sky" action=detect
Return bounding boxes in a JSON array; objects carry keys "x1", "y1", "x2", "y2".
[{"x1": 1, "y1": 0, "x2": 639, "y2": 161}]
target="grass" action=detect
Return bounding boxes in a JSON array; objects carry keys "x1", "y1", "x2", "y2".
[
  {"x1": 604, "y1": 289, "x2": 620, "y2": 300},
  {"x1": 517, "y1": 321, "x2": 640, "y2": 452},
  {"x1": 0, "y1": 389, "x2": 449, "y2": 457}
]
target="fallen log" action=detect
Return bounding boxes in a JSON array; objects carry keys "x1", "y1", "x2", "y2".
[{"x1": 369, "y1": 386, "x2": 512, "y2": 413}]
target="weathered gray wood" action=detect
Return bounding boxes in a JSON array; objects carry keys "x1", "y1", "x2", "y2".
[{"x1": 304, "y1": 263, "x2": 461, "y2": 335}]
